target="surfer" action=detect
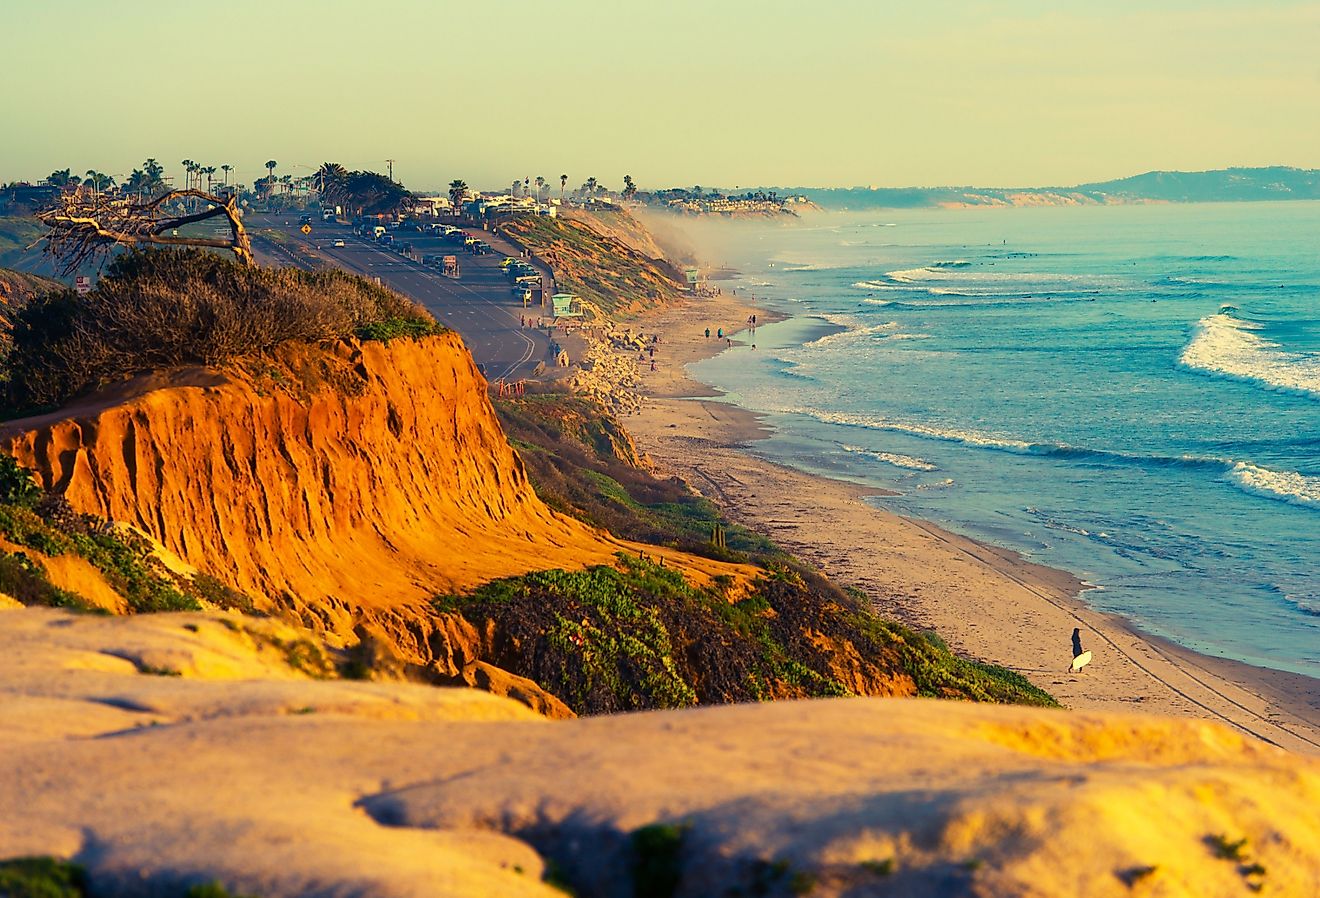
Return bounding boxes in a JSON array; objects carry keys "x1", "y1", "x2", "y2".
[{"x1": 1070, "y1": 628, "x2": 1092, "y2": 673}]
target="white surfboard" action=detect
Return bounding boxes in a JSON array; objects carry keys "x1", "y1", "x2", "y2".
[{"x1": 1070, "y1": 650, "x2": 1092, "y2": 673}]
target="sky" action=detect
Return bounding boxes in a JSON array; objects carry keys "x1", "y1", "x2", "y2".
[{"x1": 1, "y1": 0, "x2": 1317, "y2": 193}]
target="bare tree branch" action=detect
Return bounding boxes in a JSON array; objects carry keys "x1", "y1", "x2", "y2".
[{"x1": 38, "y1": 187, "x2": 254, "y2": 275}]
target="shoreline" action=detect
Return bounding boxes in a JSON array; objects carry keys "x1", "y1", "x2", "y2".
[{"x1": 601, "y1": 289, "x2": 1320, "y2": 754}]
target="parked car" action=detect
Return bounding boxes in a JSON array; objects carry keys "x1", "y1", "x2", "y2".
[{"x1": 332, "y1": 239, "x2": 345, "y2": 247}]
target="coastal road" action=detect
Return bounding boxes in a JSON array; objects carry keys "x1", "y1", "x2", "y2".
[{"x1": 248, "y1": 214, "x2": 551, "y2": 383}]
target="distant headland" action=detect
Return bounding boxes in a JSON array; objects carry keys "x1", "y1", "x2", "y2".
[{"x1": 776, "y1": 166, "x2": 1320, "y2": 210}]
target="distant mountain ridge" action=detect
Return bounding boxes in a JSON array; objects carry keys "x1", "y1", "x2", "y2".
[{"x1": 791, "y1": 166, "x2": 1320, "y2": 210}]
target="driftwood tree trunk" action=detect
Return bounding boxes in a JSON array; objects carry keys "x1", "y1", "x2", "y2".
[{"x1": 39, "y1": 188, "x2": 254, "y2": 275}]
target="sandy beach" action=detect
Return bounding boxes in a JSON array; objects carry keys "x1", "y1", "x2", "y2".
[{"x1": 598, "y1": 289, "x2": 1320, "y2": 755}]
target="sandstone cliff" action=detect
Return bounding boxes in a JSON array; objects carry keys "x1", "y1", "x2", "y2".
[{"x1": 0, "y1": 333, "x2": 746, "y2": 653}]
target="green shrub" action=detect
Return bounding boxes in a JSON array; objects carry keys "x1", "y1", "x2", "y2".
[
  {"x1": 0, "y1": 460, "x2": 199, "y2": 614},
  {"x1": 436, "y1": 555, "x2": 862, "y2": 714},
  {"x1": 189, "y1": 573, "x2": 256, "y2": 613},
  {"x1": 632, "y1": 824, "x2": 688, "y2": 898},
  {"x1": 0, "y1": 856, "x2": 87, "y2": 898},
  {"x1": 843, "y1": 612, "x2": 1057, "y2": 706},
  {"x1": 0, "y1": 455, "x2": 40, "y2": 507},
  {"x1": 356, "y1": 316, "x2": 443, "y2": 342},
  {"x1": 0, "y1": 552, "x2": 95, "y2": 611}
]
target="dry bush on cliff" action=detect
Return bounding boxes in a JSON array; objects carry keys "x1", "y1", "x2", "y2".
[{"x1": 2, "y1": 248, "x2": 438, "y2": 413}]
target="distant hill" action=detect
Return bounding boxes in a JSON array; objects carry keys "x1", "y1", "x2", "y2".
[{"x1": 791, "y1": 166, "x2": 1320, "y2": 210}]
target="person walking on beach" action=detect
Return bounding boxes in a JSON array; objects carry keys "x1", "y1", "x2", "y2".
[
  {"x1": 1069, "y1": 628, "x2": 1092, "y2": 673},
  {"x1": 705, "y1": 327, "x2": 710, "y2": 339},
  {"x1": 717, "y1": 327, "x2": 723, "y2": 339}
]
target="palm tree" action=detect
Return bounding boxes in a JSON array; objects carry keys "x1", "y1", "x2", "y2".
[
  {"x1": 623, "y1": 175, "x2": 636, "y2": 201},
  {"x1": 82, "y1": 170, "x2": 114, "y2": 198},
  {"x1": 265, "y1": 160, "x2": 278, "y2": 184},
  {"x1": 203, "y1": 166, "x2": 217, "y2": 193},
  {"x1": 535, "y1": 176, "x2": 545, "y2": 201},
  {"x1": 315, "y1": 162, "x2": 347, "y2": 194},
  {"x1": 586, "y1": 177, "x2": 597, "y2": 198},
  {"x1": 180, "y1": 160, "x2": 196, "y2": 191},
  {"x1": 560, "y1": 173, "x2": 568, "y2": 200},
  {"x1": 220, "y1": 164, "x2": 232, "y2": 189},
  {"x1": 448, "y1": 179, "x2": 468, "y2": 216}
]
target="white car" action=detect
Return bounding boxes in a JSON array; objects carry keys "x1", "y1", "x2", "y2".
[{"x1": 332, "y1": 239, "x2": 345, "y2": 247}]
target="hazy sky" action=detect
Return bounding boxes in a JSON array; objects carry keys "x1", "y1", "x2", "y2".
[{"x1": 2, "y1": 0, "x2": 1317, "y2": 192}]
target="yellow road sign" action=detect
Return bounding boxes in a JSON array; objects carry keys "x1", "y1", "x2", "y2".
[{"x1": 300, "y1": 224, "x2": 312, "y2": 234}]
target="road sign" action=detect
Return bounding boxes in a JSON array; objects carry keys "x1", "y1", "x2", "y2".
[
  {"x1": 300, "y1": 224, "x2": 312, "y2": 235},
  {"x1": 74, "y1": 275, "x2": 92, "y2": 295}
]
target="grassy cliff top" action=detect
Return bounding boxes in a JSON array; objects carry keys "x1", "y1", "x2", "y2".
[
  {"x1": 0, "y1": 248, "x2": 440, "y2": 416},
  {"x1": 500, "y1": 214, "x2": 686, "y2": 319}
]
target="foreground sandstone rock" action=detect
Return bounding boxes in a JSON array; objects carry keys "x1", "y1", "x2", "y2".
[{"x1": 4, "y1": 607, "x2": 1317, "y2": 898}]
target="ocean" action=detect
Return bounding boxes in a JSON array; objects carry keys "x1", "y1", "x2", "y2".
[{"x1": 682, "y1": 201, "x2": 1320, "y2": 679}]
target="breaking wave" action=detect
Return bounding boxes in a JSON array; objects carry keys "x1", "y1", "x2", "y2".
[
  {"x1": 1179, "y1": 311, "x2": 1320, "y2": 398},
  {"x1": 1228, "y1": 463, "x2": 1320, "y2": 508},
  {"x1": 840, "y1": 444, "x2": 938, "y2": 471}
]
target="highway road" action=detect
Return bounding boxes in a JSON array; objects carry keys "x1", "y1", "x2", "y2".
[{"x1": 249, "y1": 214, "x2": 553, "y2": 383}]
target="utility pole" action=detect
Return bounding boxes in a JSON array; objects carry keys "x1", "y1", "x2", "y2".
[{"x1": 386, "y1": 158, "x2": 396, "y2": 182}]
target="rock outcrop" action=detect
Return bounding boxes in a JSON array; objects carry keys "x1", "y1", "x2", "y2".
[{"x1": 3, "y1": 606, "x2": 1318, "y2": 898}]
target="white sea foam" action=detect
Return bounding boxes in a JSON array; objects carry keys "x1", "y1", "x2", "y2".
[
  {"x1": 774, "y1": 406, "x2": 1034, "y2": 452},
  {"x1": 888, "y1": 332, "x2": 932, "y2": 340},
  {"x1": 804, "y1": 317, "x2": 900, "y2": 349},
  {"x1": 851, "y1": 280, "x2": 906, "y2": 291},
  {"x1": 885, "y1": 267, "x2": 941, "y2": 283},
  {"x1": 840, "y1": 444, "x2": 938, "y2": 471},
  {"x1": 1180, "y1": 313, "x2": 1320, "y2": 398},
  {"x1": 1228, "y1": 462, "x2": 1320, "y2": 508}
]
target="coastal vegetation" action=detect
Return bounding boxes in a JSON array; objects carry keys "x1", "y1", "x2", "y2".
[
  {"x1": 500, "y1": 213, "x2": 686, "y2": 317},
  {"x1": 0, "y1": 857, "x2": 256, "y2": 898},
  {"x1": 0, "y1": 455, "x2": 212, "y2": 614},
  {"x1": 0, "y1": 248, "x2": 439, "y2": 414}
]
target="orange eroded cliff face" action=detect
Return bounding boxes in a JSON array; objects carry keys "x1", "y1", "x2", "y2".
[{"x1": 0, "y1": 333, "x2": 691, "y2": 631}]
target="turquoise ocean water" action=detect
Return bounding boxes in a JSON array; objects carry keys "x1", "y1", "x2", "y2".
[{"x1": 682, "y1": 202, "x2": 1320, "y2": 679}]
